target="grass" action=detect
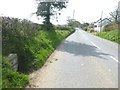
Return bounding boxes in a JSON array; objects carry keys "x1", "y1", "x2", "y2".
[
  {"x1": 2, "y1": 29, "x2": 75, "y2": 88},
  {"x1": 2, "y1": 57, "x2": 29, "y2": 88},
  {"x1": 95, "y1": 30, "x2": 120, "y2": 44},
  {"x1": 2, "y1": 69, "x2": 28, "y2": 88},
  {"x1": 2, "y1": 30, "x2": 74, "y2": 89},
  {"x1": 2, "y1": 16, "x2": 75, "y2": 88},
  {"x1": 19, "y1": 29, "x2": 75, "y2": 73}
]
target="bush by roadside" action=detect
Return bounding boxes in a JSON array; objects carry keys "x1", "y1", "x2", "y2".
[
  {"x1": 55, "y1": 25, "x2": 72, "y2": 30},
  {"x1": 2, "y1": 57, "x2": 29, "y2": 88},
  {"x1": 2, "y1": 17, "x2": 40, "y2": 56},
  {"x1": 103, "y1": 22, "x2": 118, "y2": 32},
  {"x1": 2, "y1": 16, "x2": 75, "y2": 88}
]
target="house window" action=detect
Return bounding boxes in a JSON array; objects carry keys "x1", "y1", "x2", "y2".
[{"x1": 94, "y1": 25, "x2": 97, "y2": 27}]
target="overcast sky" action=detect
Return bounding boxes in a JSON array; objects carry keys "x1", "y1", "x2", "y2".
[{"x1": 0, "y1": 0, "x2": 119, "y2": 25}]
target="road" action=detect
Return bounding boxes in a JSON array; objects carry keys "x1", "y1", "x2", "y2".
[{"x1": 28, "y1": 29, "x2": 119, "y2": 88}]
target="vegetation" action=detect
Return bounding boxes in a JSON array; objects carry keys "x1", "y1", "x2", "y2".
[
  {"x1": 96, "y1": 30, "x2": 120, "y2": 44},
  {"x1": 55, "y1": 25, "x2": 71, "y2": 30},
  {"x1": 80, "y1": 22, "x2": 89, "y2": 31},
  {"x1": 110, "y1": 7, "x2": 120, "y2": 23},
  {"x1": 35, "y1": 0, "x2": 68, "y2": 30},
  {"x1": 93, "y1": 20, "x2": 119, "y2": 44},
  {"x1": 18, "y1": 29, "x2": 74, "y2": 73},
  {"x1": 2, "y1": 57, "x2": 29, "y2": 88},
  {"x1": 2, "y1": 16, "x2": 75, "y2": 88},
  {"x1": 85, "y1": 18, "x2": 119, "y2": 44},
  {"x1": 2, "y1": 17, "x2": 40, "y2": 56},
  {"x1": 67, "y1": 17, "x2": 81, "y2": 28},
  {"x1": 103, "y1": 22, "x2": 119, "y2": 31},
  {"x1": 2, "y1": 16, "x2": 36, "y2": 88}
]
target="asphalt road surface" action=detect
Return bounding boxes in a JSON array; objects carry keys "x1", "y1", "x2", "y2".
[{"x1": 28, "y1": 29, "x2": 119, "y2": 88}]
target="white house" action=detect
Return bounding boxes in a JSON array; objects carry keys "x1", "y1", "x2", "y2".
[{"x1": 94, "y1": 18, "x2": 111, "y2": 32}]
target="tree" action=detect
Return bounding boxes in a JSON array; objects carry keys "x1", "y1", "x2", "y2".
[
  {"x1": 67, "y1": 17, "x2": 81, "y2": 28},
  {"x1": 80, "y1": 22, "x2": 89, "y2": 31},
  {"x1": 36, "y1": 0, "x2": 68, "y2": 30},
  {"x1": 110, "y1": 6, "x2": 120, "y2": 23}
]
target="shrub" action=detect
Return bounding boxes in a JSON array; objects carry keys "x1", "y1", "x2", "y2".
[
  {"x1": 2, "y1": 16, "x2": 41, "y2": 73},
  {"x1": 2, "y1": 69, "x2": 28, "y2": 88},
  {"x1": 2, "y1": 17, "x2": 40, "y2": 55},
  {"x1": 103, "y1": 22, "x2": 118, "y2": 32},
  {"x1": 2, "y1": 16, "x2": 75, "y2": 88},
  {"x1": 2, "y1": 57, "x2": 29, "y2": 88},
  {"x1": 55, "y1": 25, "x2": 71, "y2": 30}
]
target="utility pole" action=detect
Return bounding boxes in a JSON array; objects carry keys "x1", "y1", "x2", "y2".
[
  {"x1": 100, "y1": 11, "x2": 103, "y2": 32},
  {"x1": 73, "y1": 9, "x2": 75, "y2": 19},
  {"x1": 72, "y1": 9, "x2": 75, "y2": 28}
]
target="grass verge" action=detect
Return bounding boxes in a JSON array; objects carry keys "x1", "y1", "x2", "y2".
[
  {"x1": 18, "y1": 29, "x2": 75, "y2": 73},
  {"x1": 2, "y1": 29, "x2": 75, "y2": 88},
  {"x1": 95, "y1": 30, "x2": 120, "y2": 44},
  {"x1": 2, "y1": 57, "x2": 29, "y2": 88}
]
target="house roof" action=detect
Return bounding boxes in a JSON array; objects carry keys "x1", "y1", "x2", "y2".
[
  {"x1": 94, "y1": 18, "x2": 111, "y2": 24},
  {"x1": 93, "y1": 18, "x2": 111, "y2": 27}
]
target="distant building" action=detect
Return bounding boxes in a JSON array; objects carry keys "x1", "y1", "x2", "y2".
[{"x1": 93, "y1": 18, "x2": 111, "y2": 32}]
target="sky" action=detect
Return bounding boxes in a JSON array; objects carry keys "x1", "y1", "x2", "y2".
[{"x1": 0, "y1": 0, "x2": 119, "y2": 25}]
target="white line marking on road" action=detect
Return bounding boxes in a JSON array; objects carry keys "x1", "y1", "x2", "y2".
[
  {"x1": 90, "y1": 42, "x2": 101, "y2": 50},
  {"x1": 110, "y1": 56, "x2": 120, "y2": 63}
]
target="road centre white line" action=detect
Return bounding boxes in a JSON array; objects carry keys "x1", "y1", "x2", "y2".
[
  {"x1": 90, "y1": 42, "x2": 119, "y2": 63},
  {"x1": 110, "y1": 56, "x2": 120, "y2": 63},
  {"x1": 81, "y1": 31, "x2": 119, "y2": 64},
  {"x1": 90, "y1": 42, "x2": 101, "y2": 50}
]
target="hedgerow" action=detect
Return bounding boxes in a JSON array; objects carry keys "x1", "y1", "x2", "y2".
[
  {"x1": 2, "y1": 57, "x2": 29, "y2": 88},
  {"x1": 2, "y1": 16, "x2": 74, "y2": 88}
]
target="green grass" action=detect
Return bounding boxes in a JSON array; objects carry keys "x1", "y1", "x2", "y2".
[
  {"x1": 2, "y1": 29, "x2": 74, "y2": 88},
  {"x1": 2, "y1": 69, "x2": 28, "y2": 88},
  {"x1": 2, "y1": 16, "x2": 75, "y2": 88},
  {"x1": 2, "y1": 57, "x2": 29, "y2": 88},
  {"x1": 19, "y1": 29, "x2": 75, "y2": 73},
  {"x1": 96, "y1": 30, "x2": 120, "y2": 44}
]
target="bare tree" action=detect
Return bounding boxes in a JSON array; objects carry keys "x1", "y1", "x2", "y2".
[{"x1": 110, "y1": 2, "x2": 120, "y2": 23}]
